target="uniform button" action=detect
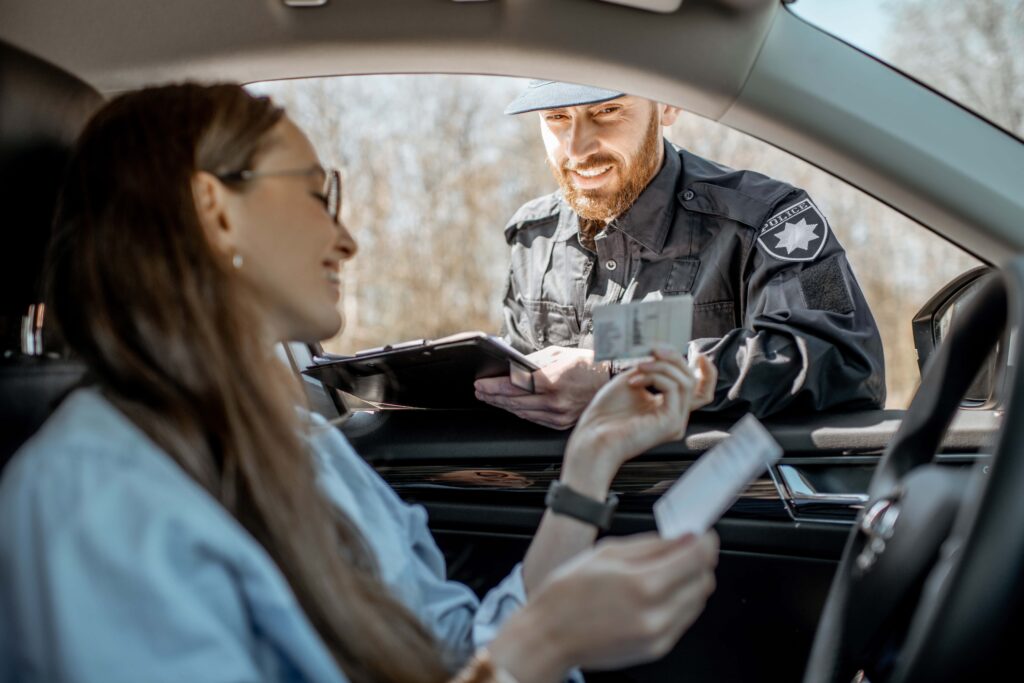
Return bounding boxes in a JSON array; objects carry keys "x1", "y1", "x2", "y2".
[
  {"x1": 683, "y1": 189, "x2": 695, "y2": 201},
  {"x1": 605, "y1": 260, "x2": 617, "y2": 271}
]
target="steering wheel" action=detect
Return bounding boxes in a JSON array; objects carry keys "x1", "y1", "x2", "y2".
[{"x1": 802, "y1": 261, "x2": 1024, "y2": 683}]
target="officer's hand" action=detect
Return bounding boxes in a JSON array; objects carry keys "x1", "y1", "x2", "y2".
[
  {"x1": 690, "y1": 351, "x2": 718, "y2": 411},
  {"x1": 473, "y1": 346, "x2": 610, "y2": 430}
]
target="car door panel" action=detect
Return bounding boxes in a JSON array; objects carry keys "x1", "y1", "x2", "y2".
[{"x1": 342, "y1": 407, "x2": 994, "y2": 681}]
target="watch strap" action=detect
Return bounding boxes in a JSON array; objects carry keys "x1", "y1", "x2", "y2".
[{"x1": 545, "y1": 480, "x2": 619, "y2": 531}]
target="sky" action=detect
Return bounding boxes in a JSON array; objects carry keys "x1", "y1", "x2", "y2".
[{"x1": 788, "y1": 0, "x2": 894, "y2": 57}]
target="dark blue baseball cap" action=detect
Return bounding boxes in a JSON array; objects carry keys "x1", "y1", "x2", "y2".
[{"x1": 504, "y1": 80, "x2": 625, "y2": 115}]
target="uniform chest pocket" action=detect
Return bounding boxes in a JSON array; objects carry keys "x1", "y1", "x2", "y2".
[
  {"x1": 694, "y1": 301, "x2": 736, "y2": 339},
  {"x1": 665, "y1": 257, "x2": 701, "y2": 294},
  {"x1": 523, "y1": 300, "x2": 581, "y2": 347}
]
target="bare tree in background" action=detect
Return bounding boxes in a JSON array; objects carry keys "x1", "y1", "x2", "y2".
[
  {"x1": 882, "y1": 0, "x2": 1023, "y2": 137},
  {"x1": 253, "y1": 33, "x2": 1014, "y2": 408},
  {"x1": 257, "y1": 76, "x2": 551, "y2": 352}
]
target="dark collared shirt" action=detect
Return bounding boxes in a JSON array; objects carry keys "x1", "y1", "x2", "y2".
[{"x1": 501, "y1": 140, "x2": 886, "y2": 417}]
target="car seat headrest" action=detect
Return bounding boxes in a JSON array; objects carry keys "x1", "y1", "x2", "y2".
[{"x1": 0, "y1": 40, "x2": 102, "y2": 352}]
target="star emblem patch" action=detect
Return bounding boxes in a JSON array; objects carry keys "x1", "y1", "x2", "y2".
[{"x1": 757, "y1": 198, "x2": 829, "y2": 262}]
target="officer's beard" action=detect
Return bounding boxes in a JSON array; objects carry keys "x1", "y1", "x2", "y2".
[{"x1": 551, "y1": 108, "x2": 663, "y2": 225}]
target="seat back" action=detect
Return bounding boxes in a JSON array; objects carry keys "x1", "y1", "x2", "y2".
[{"x1": 0, "y1": 41, "x2": 101, "y2": 472}]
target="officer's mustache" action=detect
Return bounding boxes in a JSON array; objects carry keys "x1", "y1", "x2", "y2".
[{"x1": 561, "y1": 155, "x2": 620, "y2": 174}]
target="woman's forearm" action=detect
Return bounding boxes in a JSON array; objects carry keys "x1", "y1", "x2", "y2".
[
  {"x1": 486, "y1": 595, "x2": 571, "y2": 683},
  {"x1": 521, "y1": 437, "x2": 614, "y2": 595}
]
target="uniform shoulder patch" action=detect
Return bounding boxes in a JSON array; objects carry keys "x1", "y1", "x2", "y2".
[
  {"x1": 504, "y1": 192, "x2": 561, "y2": 244},
  {"x1": 757, "y1": 198, "x2": 829, "y2": 262}
]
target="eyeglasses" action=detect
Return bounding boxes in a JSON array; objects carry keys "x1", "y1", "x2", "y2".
[{"x1": 216, "y1": 166, "x2": 342, "y2": 224}]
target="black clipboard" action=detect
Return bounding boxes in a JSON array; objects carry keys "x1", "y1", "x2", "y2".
[{"x1": 303, "y1": 332, "x2": 538, "y2": 409}]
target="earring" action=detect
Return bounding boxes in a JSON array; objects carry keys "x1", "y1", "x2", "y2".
[{"x1": 232, "y1": 253, "x2": 244, "y2": 269}]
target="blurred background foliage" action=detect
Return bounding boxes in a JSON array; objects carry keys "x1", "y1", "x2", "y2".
[{"x1": 252, "y1": 0, "x2": 1024, "y2": 408}]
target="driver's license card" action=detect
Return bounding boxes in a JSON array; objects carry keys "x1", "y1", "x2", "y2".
[
  {"x1": 654, "y1": 414, "x2": 783, "y2": 539},
  {"x1": 593, "y1": 295, "x2": 693, "y2": 361}
]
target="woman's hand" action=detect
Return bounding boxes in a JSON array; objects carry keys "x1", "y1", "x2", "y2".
[
  {"x1": 489, "y1": 532, "x2": 720, "y2": 682},
  {"x1": 562, "y1": 348, "x2": 717, "y2": 491}
]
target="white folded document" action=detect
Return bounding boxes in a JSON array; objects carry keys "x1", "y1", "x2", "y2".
[{"x1": 654, "y1": 414, "x2": 783, "y2": 539}]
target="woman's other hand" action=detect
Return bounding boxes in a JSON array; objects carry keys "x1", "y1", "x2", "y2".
[{"x1": 490, "y1": 532, "x2": 720, "y2": 682}]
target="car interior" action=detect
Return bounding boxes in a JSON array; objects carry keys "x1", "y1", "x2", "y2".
[{"x1": 2, "y1": 1, "x2": 1023, "y2": 681}]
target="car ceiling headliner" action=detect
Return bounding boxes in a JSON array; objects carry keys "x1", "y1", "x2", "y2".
[{"x1": 0, "y1": 0, "x2": 777, "y2": 120}]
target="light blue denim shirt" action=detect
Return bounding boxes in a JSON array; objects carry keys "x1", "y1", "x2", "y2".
[{"x1": 0, "y1": 388, "x2": 527, "y2": 682}]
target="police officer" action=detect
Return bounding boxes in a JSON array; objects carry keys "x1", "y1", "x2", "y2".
[{"x1": 474, "y1": 81, "x2": 885, "y2": 429}]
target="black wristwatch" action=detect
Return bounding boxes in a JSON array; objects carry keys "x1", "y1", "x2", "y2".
[{"x1": 545, "y1": 480, "x2": 619, "y2": 531}]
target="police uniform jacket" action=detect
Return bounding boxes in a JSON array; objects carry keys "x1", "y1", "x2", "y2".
[{"x1": 501, "y1": 140, "x2": 886, "y2": 417}]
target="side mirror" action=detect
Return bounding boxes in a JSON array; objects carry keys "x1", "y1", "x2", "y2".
[{"x1": 912, "y1": 266, "x2": 1001, "y2": 408}]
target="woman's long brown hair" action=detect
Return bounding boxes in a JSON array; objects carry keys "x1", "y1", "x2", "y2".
[{"x1": 48, "y1": 83, "x2": 450, "y2": 683}]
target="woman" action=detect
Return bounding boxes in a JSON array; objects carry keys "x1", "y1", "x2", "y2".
[{"x1": 0, "y1": 84, "x2": 718, "y2": 683}]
